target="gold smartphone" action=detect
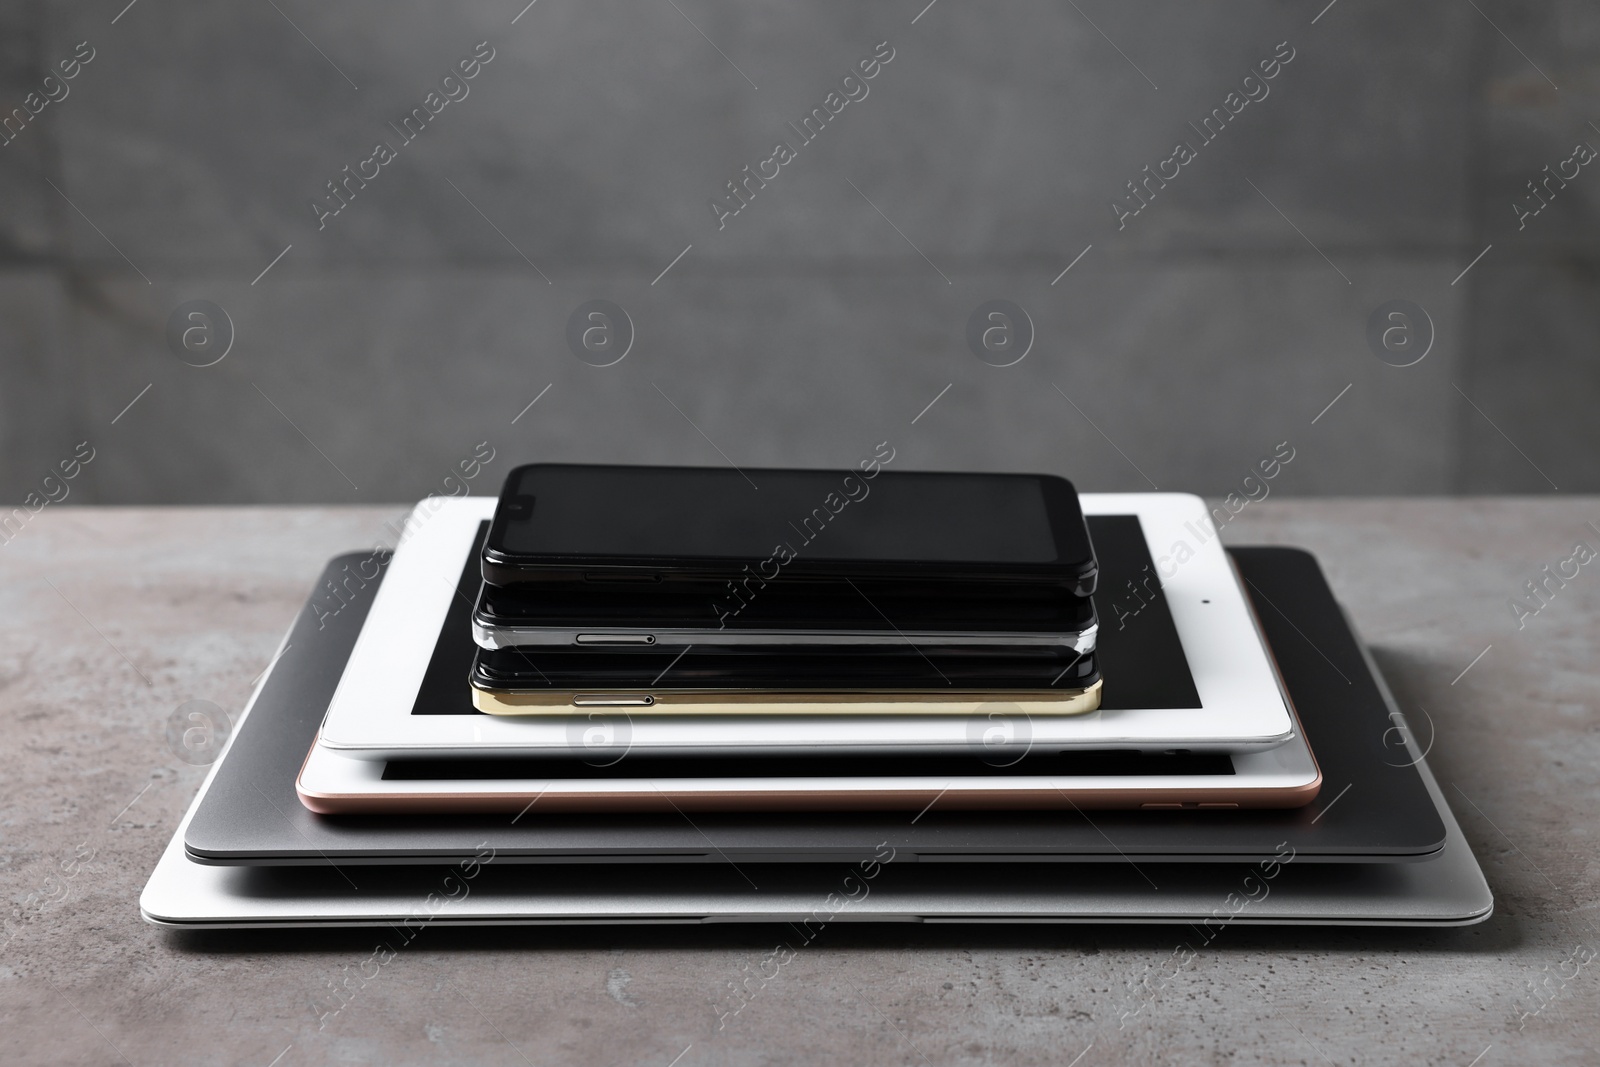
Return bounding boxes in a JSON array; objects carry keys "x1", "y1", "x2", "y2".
[{"x1": 469, "y1": 645, "x2": 1103, "y2": 716}]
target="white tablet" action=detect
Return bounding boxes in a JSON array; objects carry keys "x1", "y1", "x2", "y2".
[
  {"x1": 316, "y1": 495, "x2": 1296, "y2": 758},
  {"x1": 298, "y1": 725, "x2": 1320, "y2": 813}
]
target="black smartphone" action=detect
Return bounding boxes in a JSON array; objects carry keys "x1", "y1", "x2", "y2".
[
  {"x1": 472, "y1": 581, "x2": 1097, "y2": 652},
  {"x1": 481, "y1": 463, "x2": 1097, "y2": 597}
]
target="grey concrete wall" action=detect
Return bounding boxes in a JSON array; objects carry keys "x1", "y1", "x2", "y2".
[{"x1": 1, "y1": 0, "x2": 1596, "y2": 505}]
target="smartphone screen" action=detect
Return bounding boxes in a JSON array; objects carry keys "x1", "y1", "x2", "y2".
[{"x1": 484, "y1": 464, "x2": 1094, "y2": 590}]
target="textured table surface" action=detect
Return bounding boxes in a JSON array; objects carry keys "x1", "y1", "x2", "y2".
[{"x1": 1, "y1": 500, "x2": 1597, "y2": 1066}]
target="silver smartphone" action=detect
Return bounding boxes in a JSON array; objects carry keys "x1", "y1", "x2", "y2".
[{"x1": 471, "y1": 581, "x2": 1098, "y2": 652}]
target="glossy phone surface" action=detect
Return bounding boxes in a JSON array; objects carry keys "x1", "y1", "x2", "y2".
[
  {"x1": 482, "y1": 463, "x2": 1098, "y2": 596},
  {"x1": 473, "y1": 579, "x2": 1097, "y2": 651}
]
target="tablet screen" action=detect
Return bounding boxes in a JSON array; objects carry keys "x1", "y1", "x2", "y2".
[{"x1": 411, "y1": 518, "x2": 1200, "y2": 714}]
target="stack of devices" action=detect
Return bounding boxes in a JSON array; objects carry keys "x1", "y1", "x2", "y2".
[
  {"x1": 466, "y1": 464, "x2": 1105, "y2": 744},
  {"x1": 142, "y1": 466, "x2": 1492, "y2": 928}
]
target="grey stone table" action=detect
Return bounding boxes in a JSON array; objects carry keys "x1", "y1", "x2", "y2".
[{"x1": 2, "y1": 500, "x2": 1597, "y2": 1066}]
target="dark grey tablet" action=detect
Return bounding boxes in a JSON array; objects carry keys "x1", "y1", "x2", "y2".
[{"x1": 185, "y1": 522, "x2": 1447, "y2": 864}]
